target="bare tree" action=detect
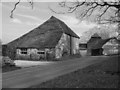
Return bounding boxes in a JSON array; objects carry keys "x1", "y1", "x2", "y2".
[
  {"x1": 10, "y1": 0, "x2": 34, "y2": 18},
  {"x1": 9, "y1": 0, "x2": 120, "y2": 33},
  {"x1": 50, "y1": 0, "x2": 120, "y2": 24},
  {"x1": 53, "y1": 0, "x2": 120, "y2": 34},
  {"x1": 10, "y1": 0, "x2": 120, "y2": 22},
  {"x1": 79, "y1": 24, "x2": 117, "y2": 43}
]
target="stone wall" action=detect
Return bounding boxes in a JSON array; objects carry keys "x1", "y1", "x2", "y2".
[
  {"x1": 16, "y1": 48, "x2": 46, "y2": 60},
  {"x1": 55, "y1": 33, "x2": 70, "y2": 59},
  {"x1": 16, "y1": 34, "x2": 80, "y2": 60},
  {"x1": 55, "y1": 33, "x2": 80, "y2": 59}
]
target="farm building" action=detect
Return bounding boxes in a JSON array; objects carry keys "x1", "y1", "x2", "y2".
[
  {"x1": 79, "y1": 43, "x2": 87, "y2": 57},
  {"x1": 87, "y1": 33, "x2": 118, "y2": 56},
  {"x1": 79, "y1": 43, "x2": 87, "y2": 50},
  {"x1": 5, "y1": 16, "x2": 80, "y2": 60},
  {"x1": 102, "y1": 37, "x2": 120, "y2": 55}
]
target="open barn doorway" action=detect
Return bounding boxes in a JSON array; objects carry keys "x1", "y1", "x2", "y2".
[{"x1": 91, "y1": 48, "x2": 103, "y2": 56}]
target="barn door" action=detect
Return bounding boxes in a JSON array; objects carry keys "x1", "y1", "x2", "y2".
[{"x1": 92, "y1": 49, "x2": 100, "y2": 56}]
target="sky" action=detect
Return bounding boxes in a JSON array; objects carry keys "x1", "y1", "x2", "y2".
[{"x1": 1, "y1": 1, "x2": 97, "y2": 44}]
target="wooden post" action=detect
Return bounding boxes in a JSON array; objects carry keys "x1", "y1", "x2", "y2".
[
  {"x1": 45, "y1": 50, "x2": 46, "y2": 60},
  {"x1": 70, "y1": 36, "x2": 72, "y2": 55}
]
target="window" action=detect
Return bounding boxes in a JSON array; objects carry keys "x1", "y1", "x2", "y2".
[
  {"x1": 79, "y1": 44, "x2": 87, "y2": 50},
  {"x1": 21, "y1": 48, "x2": 27, "y2": 54},
  {"x1": 37, "y1": 51, "x2": 45, "y2": 54}
]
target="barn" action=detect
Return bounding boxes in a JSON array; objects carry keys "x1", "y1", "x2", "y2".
[
  {"x1": 102, "y1": 37, "x2": 120, "y2": 55},
  {"x1": 79, "y1": 43, "x2": 87, "y2": 56},
  {"x1": 5, "y1": 16, "x2": 80, "y2": 60},
  {"x1": 87, "y1": 33, "x2": 114, "y2": 56}
]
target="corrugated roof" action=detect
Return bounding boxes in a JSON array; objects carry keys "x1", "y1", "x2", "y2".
[{"x1": 7, "y1": 16, "x2": 79, "y2": 49}]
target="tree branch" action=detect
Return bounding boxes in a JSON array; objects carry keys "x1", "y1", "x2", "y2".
[
  {"x1": 10, "y1": 0, "x2": 34, "y2": 18},
  {"x1": 53, "y1": 1, "x2": 120, "y2": 23},
  {"x1": 27, "y1": 0, "x2": 34, "y2": 9},
  {"x1": 10, "y1": 0, "x2": 21, "y2": 18},
  {"x1": 98, "y1": 6, "x2": 109, "y2": 20}
]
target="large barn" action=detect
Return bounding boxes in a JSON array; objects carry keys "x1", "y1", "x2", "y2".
[{"x1": 5, "y1": 16, "x2": 80, "y2": 60}]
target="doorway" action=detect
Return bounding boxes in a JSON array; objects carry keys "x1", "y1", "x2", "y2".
[{"x1": 91, "y1": 49, "x2": 103, "y2": 56}]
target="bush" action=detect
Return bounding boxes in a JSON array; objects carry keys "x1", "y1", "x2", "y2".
[{"x1": 2, "y1": 56, "x2": 15, "y2": 67}]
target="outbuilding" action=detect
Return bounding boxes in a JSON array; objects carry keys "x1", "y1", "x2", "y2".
[{"x1": 87, "y1": 33, "x2": 113, "y2": 56}]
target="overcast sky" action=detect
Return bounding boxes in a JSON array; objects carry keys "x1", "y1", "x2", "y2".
[{"x1": 1, "y1": 1, "x2": 97, "y2": 44}]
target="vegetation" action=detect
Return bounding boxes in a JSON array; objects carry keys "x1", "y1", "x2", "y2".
[
  {"x1": 80, "y1": 25, "x2": 118, "y2": 43},
  {"x1": 2, "y1": 56, "x2": 21, "y2": 73},
  {"x1": 2, "y1": 54, "x2": 81, "y2": 72},
  {"x1": 53, "y1": 1, "x2": 120, "y2": 24},
  {"x1": 9, "y1": 1, "x2": 120, "y2": 24},
  {"x1": 31, "y1": 56, "x2": 119, "y2": 88},
  {"x1": 9, "y1": 0, "x2": 120, "y2": 42},
  {"x1": 52, "y1": 54, "x2": 81, "y2": 61}
]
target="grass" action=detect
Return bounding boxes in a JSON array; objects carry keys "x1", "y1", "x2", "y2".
[
  {"x1": 2, "y1": 64, "x2": 21, "y2": 73},
  {"x1": 31, "y1": 56, "x2": 119, "y2": 88},
  {"x1": 52, "y1": 54, "x2": 81, "y2": 61}
]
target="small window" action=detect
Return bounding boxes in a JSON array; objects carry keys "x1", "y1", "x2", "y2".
[
  {"x1": 37, "y1": 51, "x2": 45, "y2": 54},
  {"x1": 79, "y1": 44, "x2": 87, "y2": 50},
  {"x1": 21, "y1": 48, "x2": 27, "y2": 54}
]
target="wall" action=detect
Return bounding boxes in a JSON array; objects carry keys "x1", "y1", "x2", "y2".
[
  {"x1": 79, "y1": 50, "x2": 87, "y2": 57},
  {"x1": 71, "y1": 37, "x2": 80, "y2": 54},
  {"x1": 16, "y1": 48, "x2": 56, "y2": 60},
  {"x1": 87, "y1": 37, "x2": 101, "y2": 56},
  {"x1": 55, "y1": 33, "x2": 70, "y2": 59},
  {"x1": 102, "y1": 39, "x2": 120, "y2": 55},
  {"x1": 16, "y1": 34, "x2": 80, "y2": 60},
  {"x1": 16, "y1": 48, "x2": 46, "y2": 60},
  {"x1": 55, "y1": 33, "x2": 80, "y2": 59},
  {"x1": 45, "y1": 48, "x2": 55, "y2": 60}
]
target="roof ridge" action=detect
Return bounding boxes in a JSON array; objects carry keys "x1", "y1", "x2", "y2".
[
  {"x1": 50, "y1": 16, "x2": 79, "y2": 38},
  {"x1": 92, "y1": 33, "x2": 101, "y2": 37}
]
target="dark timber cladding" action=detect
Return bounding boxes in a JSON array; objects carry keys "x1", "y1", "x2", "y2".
[
  {"x1": 87, "y1": 33, "x2": 116, "y2": 56},
  {"x1": 5, "y1": 16, "x2": 80, "y2": 60}
]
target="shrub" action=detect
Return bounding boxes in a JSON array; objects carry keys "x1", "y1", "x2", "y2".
[{"x1": 2, "y1": 56, "x2": 15, "y2": 67}]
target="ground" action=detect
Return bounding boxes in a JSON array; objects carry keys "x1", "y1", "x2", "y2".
[
  {"x1": 2, "y1": 56, "x2": 106, "y2": 88},
  {"x1": 2, "y1": 65, "x2": 21, "y2": 73},
  {"x1": 31, "y1": 55, "x2": 119, "y2": 88},
  {"x1": 2, "y1": 55, "x2": 119, "y2": 88},
  {"x1": 2, "y1": 54, "x2": 81, "y2": 73}
]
